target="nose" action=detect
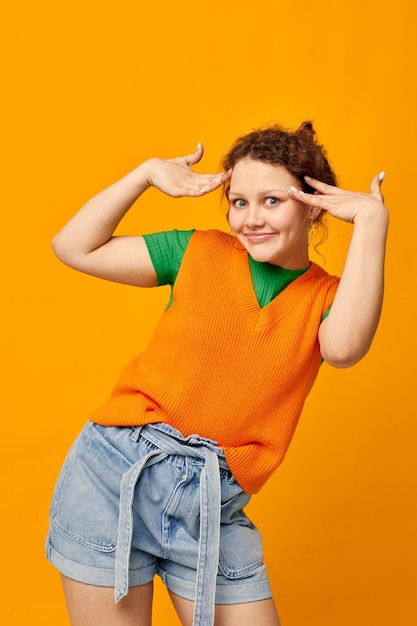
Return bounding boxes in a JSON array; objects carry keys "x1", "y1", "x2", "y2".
[{"x1": 245, "y1": 204, "x2": 265, "y2": 228}]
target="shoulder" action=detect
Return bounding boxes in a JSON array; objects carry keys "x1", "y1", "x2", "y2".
[
  {"x1": 190, "y1": 229, "x2": 228, "y2": 243},
  {"x1": 309, "y1": 262, "x2": 340, "y2": 286},
  {"x1": 177, "y1": 230, "x2": 231, "y2": 279},
  {"x1": 307, "y1": 263, "x2": 340, "y2": 309},
  {"x1": 187, "y1": 229, "x2": 230, "y2": 253}
]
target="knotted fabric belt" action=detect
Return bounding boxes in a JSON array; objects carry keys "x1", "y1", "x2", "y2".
[{"x1": 114, "y1": 423, "x2": 223, "y2": 626}]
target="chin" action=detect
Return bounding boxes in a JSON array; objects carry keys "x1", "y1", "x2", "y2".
[{"x1": 249, "y1": 251, "x2": 278, "y2": 264}]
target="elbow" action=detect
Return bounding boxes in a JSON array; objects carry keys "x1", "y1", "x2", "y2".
[
  {"x1": 51, "y1": 232, "x2": 67, "y2": 263},
  {"x1": 320, "y1": 342, "x2": 370, "y2": 369},
  {"x1": 51, "y1": 233, "x2": 61, "y2": 256},
  {"x1": 51, "y1": 232, "x2": 79, "y2": 267},
  {"x1": 319, "y1": 320, "x2": 377, "y2": 369}
]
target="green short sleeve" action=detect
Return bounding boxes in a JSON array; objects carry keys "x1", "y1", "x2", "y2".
[{"x1": 143, "y1": 229, "x2": 194, "y2": 286}]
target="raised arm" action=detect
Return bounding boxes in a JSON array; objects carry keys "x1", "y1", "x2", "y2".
[
  {"x1": 289, "y1": 174, "x2": 389, "y2": 368},
  {"x1": 52, "y1": 144, "x2": 230, "y2": 287}
]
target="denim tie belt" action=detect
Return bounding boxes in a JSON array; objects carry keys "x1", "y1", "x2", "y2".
[{"x1": 114, "y1": 423, "x2": 223, "y2": 626}]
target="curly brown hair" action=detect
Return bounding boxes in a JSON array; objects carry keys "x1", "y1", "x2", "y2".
[
  {"x1": 221, "y1": 121, "x2": 337, "y2": 244},
  {"x1": 222, "y1": 121, "x2": 336, "y2": 191}
]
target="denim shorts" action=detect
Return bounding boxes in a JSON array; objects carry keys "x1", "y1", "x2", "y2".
[{"x1": 46, "y1": 421, "x2": 272, "y2": 624}]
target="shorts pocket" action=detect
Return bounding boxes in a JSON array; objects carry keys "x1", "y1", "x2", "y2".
[
  {"x1": 50, "y1": 423, "x2": 131, "y2": 552},
  {"x1": 219, "y1": 481, "x2": 263, "y2": 579},
  {"x1": 219, "y1": 516, "x2": 264, "y2": 578}
]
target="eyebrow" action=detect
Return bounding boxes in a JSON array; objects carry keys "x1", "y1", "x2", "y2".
[{"x1": 228, "y1": 188, "x2": 288, "y2": 198}]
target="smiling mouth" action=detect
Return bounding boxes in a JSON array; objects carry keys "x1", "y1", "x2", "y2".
[{"x1": 244, "y1": 232, "x2": 276, "y2": 243}]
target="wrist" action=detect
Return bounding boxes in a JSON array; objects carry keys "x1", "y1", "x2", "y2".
[
  {"x1": 136, "y1": 158, "x2": 161, "y2": 190},
  {"x1": 352, "y1": 204, "x2": 389, "y2": 230},
  {"x1": 125, "y1": 160, "x2": 156, "y2": 195}
]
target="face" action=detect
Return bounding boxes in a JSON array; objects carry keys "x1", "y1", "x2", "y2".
[{"x1": 228, "y1": 158, "x2": 315, "y2": 269}]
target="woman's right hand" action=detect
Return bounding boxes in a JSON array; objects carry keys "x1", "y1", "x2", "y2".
[
  {"x1": 52, "y1": 144, "x2": 231, "y2": 288},
  {"x1": 143, "y1": 143, "x2": 231, "y2": 198}
]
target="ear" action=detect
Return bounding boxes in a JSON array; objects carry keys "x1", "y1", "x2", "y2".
[
  {"x1": 309, "y1": 208, "x2": 322, "y2": 220},
  {"x1": 309, "y1": 190, "x2": 322, "y2": 220}
]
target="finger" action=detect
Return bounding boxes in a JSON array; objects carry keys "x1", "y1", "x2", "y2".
[
  {"x1": 190, "y1": 169, "x2": 232, "y2": 190},
  {"x1": 184, "y1": 142, "x2": 204, "y2": 167},
  {"x1": 304, "y1": 175, "x2": 340, "y2": 194},
  {"x1": 370, "y1": 171, "x2": 385, "y2": 200},
  {"x1": 197, "y1": 169, "x2": 231, "y2": 182},
  {"x1": 288, "y1": 187, "x2": 329, "y2": 219},
  {"x1": 199, "y1": 171, "x2": 232, "y2": 195},
  {"x1": 288, "y1": 185, "x2": 318, "y2": 205}
]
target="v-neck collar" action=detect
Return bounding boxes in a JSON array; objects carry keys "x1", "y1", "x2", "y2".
[{"x1": 230, "y1": 244, "x2": 323, "y2": 331}]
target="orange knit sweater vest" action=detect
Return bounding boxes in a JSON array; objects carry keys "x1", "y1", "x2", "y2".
[{"x1": 92, "y1": 230, "x2": 340, "y2": 493}]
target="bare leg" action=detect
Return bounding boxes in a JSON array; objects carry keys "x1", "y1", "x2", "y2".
[
  {"x1": 214, "y1": 599, "x2": 281, "y2": 626},
  {"x1": 61, "y1": 575, "x2": 153, "y2": 626},
  {"x1": 168, "y1": 590, "x2": 194, "y2": 626},
  {"x1": 168, "y1": 590, "x2": 281, "y2": 626}
]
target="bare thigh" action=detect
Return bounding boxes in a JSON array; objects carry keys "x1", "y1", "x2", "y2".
[
  {"x1": 61, "y1": 575, "x2": 153, "y2": 626},
  {"x1": 168, "y1": 590, "x2": 281, "y2": 626}
]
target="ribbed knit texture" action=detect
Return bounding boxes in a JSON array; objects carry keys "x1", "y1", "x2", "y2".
[{"x1": 92, "y1": 230, "x2": 340, "y2": 493}]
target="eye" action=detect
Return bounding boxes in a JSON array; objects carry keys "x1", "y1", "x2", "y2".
[
  {"x1": 265, "y1": 197, "x2": 279, "y2": 207},
  {"x1": 232, "y1": 199, "x2": 247, "y2": 208}
]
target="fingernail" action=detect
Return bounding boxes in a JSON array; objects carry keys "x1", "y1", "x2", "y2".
[
  {"x1": 378, "y1": 171, "x2": 386, "y2": 181},
  {"x1": 304, "y1": 175, "x2": 312, "y2": 180},
  {"x1": 289, "y1": 185, "x2": 299, "y2": 194},
  {"x1": 197, "y1": 142, "x2": 202, "y2": 150}
]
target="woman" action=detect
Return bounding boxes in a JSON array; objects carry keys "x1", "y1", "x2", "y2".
[{"x1": 46, "y1": 121, "x2": 388, "y2": 625}]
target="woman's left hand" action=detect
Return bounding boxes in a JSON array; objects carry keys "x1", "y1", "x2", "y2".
[
  {"x1": 300, "y1": 172, "x2": 389, "y2": 368},
  {"x1": 288, "y1": 173, "x2": 387, "y2": 224}
]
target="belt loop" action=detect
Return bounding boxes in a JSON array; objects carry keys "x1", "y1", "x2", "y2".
[{"x1": 129, "y1": 426, "x2": 143, "y2": 443}]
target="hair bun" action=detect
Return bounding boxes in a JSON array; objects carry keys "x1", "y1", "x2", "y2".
[{"x1": 296, "y1": 120, "x2": 316, "y2": 139}]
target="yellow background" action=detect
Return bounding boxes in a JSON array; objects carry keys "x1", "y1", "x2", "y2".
[{"x1": 1, "y1": 0, "x2": 416, "y2": 624}]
